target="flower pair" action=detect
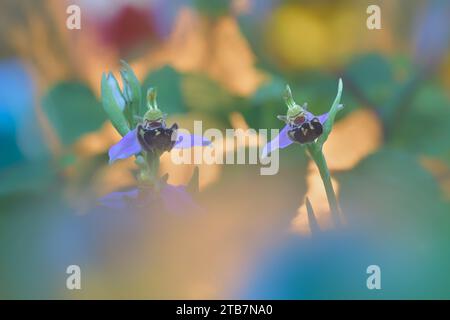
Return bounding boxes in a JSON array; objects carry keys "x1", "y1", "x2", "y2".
[{"x1": 100, "y1": 62, "x2": 343, "y2": 218}]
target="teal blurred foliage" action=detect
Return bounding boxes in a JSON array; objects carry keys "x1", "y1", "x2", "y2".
[
  {"x1": 142, "y1": 66, "x2": 245, "y2": 128},
  {"x1": 391, "y1": 83, "x2": 450, "y2": 163},
  {"x1": 42, "y1": 82, "x2": 107, "y2": 145},
  {"x1": 194, "y1": 0, "x2": 231, "y2": 17},
  {"x1": 142, "y1": 66, "x2": 187, "y2": 115}
]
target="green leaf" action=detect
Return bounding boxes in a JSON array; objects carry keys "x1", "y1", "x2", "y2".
[
  {"x1": 142, "y1": 66, "x2": 186, "y2": 116},
  {"x1": 305, "y1": 197, "x2": 320, "y2": 235},
  {"x1": 43, "y1": 81, "x2": 108, "y2": 145}
]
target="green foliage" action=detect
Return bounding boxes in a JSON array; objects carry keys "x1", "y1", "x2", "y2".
[
  {"x1": 42, "y1": 82, "x2": 107, "y2": 145},
  {"x1": 0, "y1": 161, "x2": 54, "y2": 196},
  {"x1": 194, "y1": 0, "x2": 230, "y2": 17},
  {"x1": 344, "y1": 53, "x2": 396, "y2": 109},
  {"x1": 182, "y1": 73, "x2": 238, "y2": 114},
  {"x1": 390, "y1": 83, "x2": 450, "y2": 162},
  {"x1": 337, "y1": 148, "x2": 448, "y2": 234},
  {"x1": 242, "y1": 76, "x2": 286, "y2": 130}
]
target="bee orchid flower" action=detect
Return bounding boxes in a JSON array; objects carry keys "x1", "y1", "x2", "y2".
[
  {"x1": 109, "y1": 88, "x2": 211, "y2": 163},
  {"x1": 262, "y1": 79, "x2": 343, "y2": 157},
  {"x1": 262, "y1": 79, "x2": 344, "y2": 227},
  {"x1": 108, "y1": 87, "x2": 210, "y2": 164},
  {"x1": 100, "y1": 62, "x2": 210, "y2": 211}
]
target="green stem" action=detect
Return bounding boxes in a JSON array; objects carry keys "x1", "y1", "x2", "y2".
[
  {"x1": 136, "y1": 152, "x2": 161, "y2": 190},
  {"x1": 145, "y1": 152, "x2": 161, "y2": 192},
  {"x1": 147, "y1": 152, "x2": 160, "y2": 189},
  {"x1": 307, "y1": 145, "x2": 341, "y2": 227}
]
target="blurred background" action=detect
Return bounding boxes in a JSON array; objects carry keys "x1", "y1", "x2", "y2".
[{"x1": 1, "y1": 0, "x2": 450, "y2": 299}]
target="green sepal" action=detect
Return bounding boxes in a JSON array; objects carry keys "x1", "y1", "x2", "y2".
[
  {"x1": 316, "y1": 78, "x2": 344, "y2": 147},
  {"x1": 101, "y1": 72, "x2": 130, "y2": 136},
  {"x1": 305, "y1": 197, "x2": 320, "y2": 235},
  {"x1": 120, "y1": 60, "x2": 142, "y2": 127}
]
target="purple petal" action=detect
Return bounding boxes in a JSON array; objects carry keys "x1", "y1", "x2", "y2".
[
  {"x1": 98, "y1": 188, "x2": 139, "y2": 209},
  {"x1": 108, "y1": 128, "x2": 142, "y2": 164},
  {"x1": 173, "y1": 130, "x2": 211, "y2": 149},
  {"x1": 317, "y1": 112, "x2": 329, "y2": 125},
  {"x1": 161, "y1": 184, "x2": 199, "y2": 214},
  {"x1": 97, "y1": 184, "x2": 199, "y2": 214},
  {"x1": 261, "y1": 124, "x2": 293, "y2": 158}
]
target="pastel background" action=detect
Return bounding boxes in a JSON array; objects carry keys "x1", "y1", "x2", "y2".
[{"x1": 1, "y1": 0, "x2": 450, "y2": 299}]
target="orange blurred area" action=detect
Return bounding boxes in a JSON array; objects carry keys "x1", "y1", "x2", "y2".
[{"x1": 421, "y1": 157, "x2": 450, "y2": 200}]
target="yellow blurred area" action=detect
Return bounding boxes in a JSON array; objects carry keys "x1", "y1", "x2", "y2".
[
  {"x1": 267, "y1": 5, "x2": 329, "y2": 69},
  {"x1": 266, "y1": 2, "x2": 394, "y2": 70}
]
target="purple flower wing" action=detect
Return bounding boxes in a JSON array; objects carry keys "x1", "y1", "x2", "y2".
[
  {"x1": 108, "y1": 128, "x2": 142, "y2": 164},
  {"x1": 261, "y1": 124, "x2": 293, "y2": 158},
  {"x1": 161, "y1": 184, "x2": 200, "y2": 214},
  {"x1": 317, "y1": 112, "x2": 329, "y2": 125},
  {"x1": 173, "y1": 130, "x2": 211, "y2": 149},
  {"x1": 97, "y1": 188, "x2": 139, "y2": 209}
]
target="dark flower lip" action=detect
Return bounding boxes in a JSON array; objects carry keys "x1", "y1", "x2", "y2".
[
  {"x1": 287, "y1": 117, "x2": 323, "y2": 144},
  {"x1": 262, "y1": 111, "x2": 329, "y2": 158},
  {"x1": 108, "y1": 125, "x2": 211, "y2": 164},
  {"x1": 137, "y1": 121, "x2": 178, "y2": 153}
]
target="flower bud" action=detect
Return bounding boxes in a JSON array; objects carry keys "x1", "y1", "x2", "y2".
[{"x1": 101, "y1": 72, "x2": 130, "y2": 136}]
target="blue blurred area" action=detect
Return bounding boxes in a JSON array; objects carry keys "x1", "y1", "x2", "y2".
[
  {"x1": 0, "y1": 59, "x2": 34, "y2": 168},
  {"x1": 413, "y1": 0, "x2": 450, "y2": 67},
  {"x1": 240, "y1": 227, "x2": 449, "y2": 299},
  {"x1": 0, "y1": 58, "x2": 48, "y2": 169}
]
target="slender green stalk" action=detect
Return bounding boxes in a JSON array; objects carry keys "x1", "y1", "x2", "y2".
[
  {"x1": 145, "y1": 152, "x2": 161, "y2": 191},
  {"x1": 135, "y1": 152, "x2": 161, "y2": 190},
  {"x1": 307, "y1": 144, "x2": 341, "y2": 227}
]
